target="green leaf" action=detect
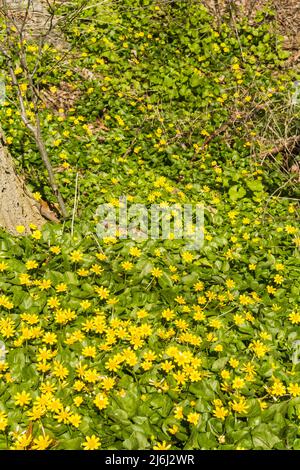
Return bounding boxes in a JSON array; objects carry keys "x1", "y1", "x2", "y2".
[
  {"x1": 251, "y1": 424, "x2": 281, "y2": 449},
  {"x1": 228, "y1": 185, "x2": 246, "y2": 201},
  {"x1": 246, "y1": 180, "x2": 264, "y2": 192},
  {"x1": 190, "y1": 74, "x2": 202, "y2": 88}
]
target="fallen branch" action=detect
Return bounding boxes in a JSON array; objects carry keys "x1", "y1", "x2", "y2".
[{"x1": 259, "y1": 135, "x2": 300, "y2": 161}]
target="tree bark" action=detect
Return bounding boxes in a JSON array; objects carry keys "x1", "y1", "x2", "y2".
[{"x1": 0, "y1": 128, "x2": 45, "y2": 235}]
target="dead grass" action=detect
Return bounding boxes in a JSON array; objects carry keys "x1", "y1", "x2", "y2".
[{"x1": 41, "y1": 82, "x2": 81, "y2": 114}]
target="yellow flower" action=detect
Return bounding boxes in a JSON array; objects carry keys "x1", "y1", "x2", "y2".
[
  {"x1": 174, "y1": 319, "x2": 189, "y2": 331},
  {"x1": 80, "y1": 300, "x2": 91, "y2": 310},
  {"x1": 0, "y1": 411, "x2": 8, "y2": 431},
  {"x1": 275, "y1": 263, "x2": 284, "y2": 271},
  {"x1": 82, "y1": 345, "x2": 97, "y2": 358},
  {"x1": 273, "y1": 274, "x2": 284, "y2": 285},
  {"x1": 26, "y1": 406, "x2": 45, "y2": 421},
  {"x1": 55, "y1": 407, "x2": 72, "y2": 424},
  {"x1": 233, "y1": 314, "x2": 244, "y2": 326},
  {"x1": 50, "y1": 245, "x2": 60, "y2": 255},
  {"x1": 121, "y1": 261, "x2": 133, "y2": 271},
  {"x1": 32, "y1": 435, "x2": 52, "y2": 450},
  {"x1": 230, "y1": 397, "x2": 249, "y2": 414},
  {"x1": 269, "y1": 380, "x2": 286, "y2": 397},
  {"x1": 14, "y1": 391, "x2": 31, "y2": 407},
  {"x1": 187, "y1": 412, "x2": 200, "y2": 426},
  {"x1": 220, "y1": 370, "x2": 230, "y2": 382},
  {"x1": 245, "y1": 312, "x2": 255, "y2": 322},
  {"x1": 47, "y1": 297, "x2": 60, "y2": 309},
  {"x1": 96, "y1": 252, "x2": 107, "y2": 261},
  {"x1": 175, "y1": 295, "x2": 186, "y2": 305},
  {"x1": 0, "y1": 295, "x2": 14, "y2": 309},
  {"x1": 69, "y1": 413, "x2": 82, "y2": 428},
  {"x1": 0, "y1": 318, "x2": 15, "y2": 337},
  {"x1": 73, "y1": 380, "x2": 85, "y2": 392},
  {"x1": 42, "y1": 332, "x2": 57, "y2": 345},
  {"x1": 0, "y1": 261, "x2": 8, "y2": 272},
  {"x1": 213, "y1": 406, "x2": 229, "y2": 420},
  {"x1": 141, "y1": 360, "x2": 153, "y2": 371},
  {"x1": 83, "y1": 435, "x2": 101, "y2": 450},
  {"x1": 289, "y1": 311, "x2": 300, "y2": 324},
  {"x1": 40, "y1": 381, "x2": 56, "y2": 394},
  {"x1": 229, "y1": 358, "x2": 239, "y2": 368},
  {"x1": 38, "y1": 279, "x2": 52, "y2": 290},
  {"x1": 73, "y1": 396, "x2": 84, "y2": 407},
  {"x1": 161, "y1": 360, "x2": 174, "y2": 373},
  {"x1": 168, "y1": 425, "x2": 178, "y2": 435},
  {"x1": 162, "y1": 308, "x2": 175, "y2": 321},
  {"x1": 267, "y1": 285, "x2": 276, "y2": 294},
  {"x1": 129, "y1": 246, "x2": 141, "y2": 257},
  {"x1": 107, "y1": 297, "x2": 118, "y2": 306},
  {"x1": 32, "y1": 230, "x2": 42, "y2": 240},
  {"x1": 56, "y1": 283, "x2": 68, "y2": 293},
  {"x1": 288, "y1": 383, "x2": 300, "y2": 397},
  {"x1": 25, "y1": 260, "x2": 38, "y2": 270},
  {"x1": 209, "y1": 318, "x2": 222, "y2": 329},
  {"x1": 260, "y1": 331, "x2": 271, "y2": 341},
  {"x1": 52, "y1": 361, "x2": 69, "y2": 380},
  {"x1": 36, "y1": 362, "x2": 51, "y2": 373},
  {"x1": 285, "y1": 225, "x2": 297, "y2": 234},
  {"x1": 153, "y1": 441, "x2": 172, "y2": 450},
  {"x1": 174, "y1": 405, "x2": 183, "y2": 420},
  {"x1": 136, "y1": 309, "x2": 148, "y2": 319},
  {"x1": 77, "y1": 268, "x2": 89, "y2": 277},
  {"x1": 95, "y1": 286, "x2": 110, "y2": 299},
  {"x1": 70, "y1": 250, "x2": 83, "y2": 262},
  {"x1": 259, "y1": 401, "x2": 268, "y2": 410},
  {"x1": 193, "y1": 281, "x2": 204, "y2": 291},
  {"x1": 12, "y1": 434, "x2": 32, "y2": 450},
  {"x1": 239, "y1": 294, "x2": 255, "y2": 305},
  {"x1": 94, "y1": 393, "x2": 109, "y2": 410},
  {"x1": 16, "y1": 225, "x2": 25, "y2": 234},
  {"x1": 232, "y1": 377, "x2": 245, "y2": 390},
  {"x1": 182, "y1": 251, "x2": 194, "y2": 263},
  {"x1": 197, "y1": 295, "x2": 206, "y2": 305},
  {"x1": 250, "y1": 340, "x2": 269, "y2": 358},
  {"x1": 151, "y1": 267, "x2": 163, "y2": 278},
  {"x1": 19, "y1": 273, "x2": 32, "y2": 286},
  {"x1": 294, "y1": 237, "x2": 300, "y2": 247},
  {"x1": 90, "y1": 264, "x2": 103, "y2": 275},
  {"x1": 225, "y1": 279, "x2": 235, "y2": 289},
  {"x1": 101, "y1": 377, "x2": 115, "y2": 391}
]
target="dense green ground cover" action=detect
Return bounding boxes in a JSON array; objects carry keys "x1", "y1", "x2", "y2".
[{"x1": 0, "y1": 0, "x2": 299, "y2": 450}]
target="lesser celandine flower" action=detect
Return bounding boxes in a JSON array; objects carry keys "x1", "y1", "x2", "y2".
[
  {"x1": 82, "y1": 435, "x2": 101, "y2": 450},
  {"x1": 32, "y1": 435, "x2": 53, "y2": 450},
  {"x1": 16, "y1": 225, "x2": 25, "y2": 234},
  {"x1": 0, "y1": 411, "x2": 8, "y2": 431},
  {"x1": 70, "y1": 250, "x2": 83, "y2": 262},
  {"x1": 153, "y1": 441, "x2": 171, "y2": 450},
  {"x1": 151, "y1": 267, "x2": 162, "y2": 278},
  {"x1": 14, "y1": 391, "x2": 31, "y2": 407},
  {"x1": 0, "y1": 261, "x2": 8, "y2": 272},
  {"x1": 31, "y1": 230, "x2": 42, "y2": 240}
]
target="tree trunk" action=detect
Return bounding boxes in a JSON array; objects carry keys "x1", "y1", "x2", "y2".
[
  {"x1": 0, "y1": 129, "x2": 45, "y2": 235},
  {"x1": 0, "y1": 1, "x2": 71, "y2": 235}
]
